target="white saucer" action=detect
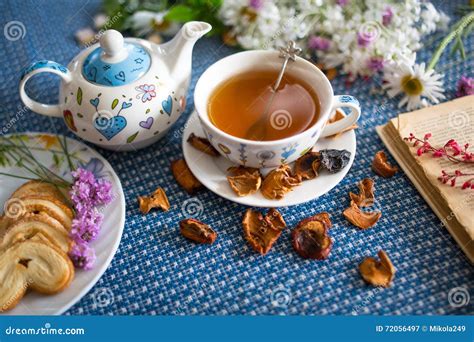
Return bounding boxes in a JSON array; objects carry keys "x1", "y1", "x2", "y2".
[{"x1": 182, "y1": 111, "x2": 356, "y2": 207}]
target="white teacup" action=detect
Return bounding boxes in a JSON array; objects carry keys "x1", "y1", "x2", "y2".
[{"x1": 194, "y1": 50, "x2": 361, "y2": 168}]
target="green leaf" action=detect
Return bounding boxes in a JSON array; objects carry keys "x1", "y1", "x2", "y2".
[
  {"x1": 112, "y1": 98, "x2": 119, "y2": 110},
  {"x1": 52, "y1": 153, "x2": 61, "y2": 168},
  {"x1": 77, "y1": 87, "x2": 83, "y2": 105},
  {"x1": 127, "y1": 131, "x2": 139, "y2": 143},
  {"x1": 165, "y1": 5, "x2": 196, "y2": 22},
  {"x1": 457, "y1": 34, "x2": 466, "y2": 59}
]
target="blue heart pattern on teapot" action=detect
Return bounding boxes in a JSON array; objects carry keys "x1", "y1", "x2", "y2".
[
  {"x1": 95, "y1": 115, "x2": 128, "y2": 141},
  {"x1": 162, "y1": 95, "x2": 172, "y2": 116}
]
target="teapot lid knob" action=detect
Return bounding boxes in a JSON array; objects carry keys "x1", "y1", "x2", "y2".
[
  {"x1": 82, "y1": 29, "x2": 151, "y2": 86},
  {"x1": 100, "y1": 30, "x2": 126, "y2": 62}
]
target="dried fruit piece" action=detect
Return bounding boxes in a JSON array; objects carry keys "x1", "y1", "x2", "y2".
[
  {"x1": 372, "y1": 151, "x2": 398, "y2": 178},
  {"x1": 326, "y1": 110, "x2": 358, "y2": 138},
  {"x1": 138, "y1": 187, "x2": 170, "y2": 214},
  {"x1": 171, "y1": 159, "x2": 202, "y2": 195},
  {"x1": 179, "y1": 218, "x2": 217, "y2": 244},
  {"x1": 349, "y1": 178, "x2": 375, "y2": 207},
  {"x1": 266, "y1": 208, "x2": 286, "y2": 230},
  {"x1": 187, "y1": 133, "x2": 220, "y2": 157},
  {"x1": 242, "y1": 208, "x2": 286, "y2": 255},
  {"x1": 310, "y1": 212, "x2": 332, "y2": 230},
  {"x1": 261, "y1": 164, "x2": 301, "y2": 200},
  {"x1": 227, "y1": 166, "x2": 262, "y2": 196},
  {"x1": 359, "y1": 250, "x2": 396, "y2": 287},
  {"x1": 294, "y1": 152, "x2": 321, "y2": 180},
  {"x1": 319, "y1": 149, "x2": 351, "y2": 173},
  {"x1": 292, "y1": 213, "x2": 333, "y2": 260},
  {"x1": 343, "y1": 201, "x2": 381, "y2": 229}
]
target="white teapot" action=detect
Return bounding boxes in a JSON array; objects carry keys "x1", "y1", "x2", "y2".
[{"x1": 19, "y1": 22, "x2": 211, "y2": 150}]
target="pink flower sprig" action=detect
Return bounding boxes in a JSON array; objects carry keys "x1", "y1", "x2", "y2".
[
  {"x1": 404, "y1": 133, "x2": 473, "y2": 164},
  {"x1": 404, "y1": 133, "x2": 473, "y2": 190},
  {"x1": 69, "y1": 168, "x2": 113, "y2": 270},
  {"x1": 438, "y1": 170, "x2": 474, "y2": 189}
]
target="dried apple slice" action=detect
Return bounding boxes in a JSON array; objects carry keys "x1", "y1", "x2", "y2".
[
  {"x1": 138, "y1": 187, "x2": 170, "y2": 214},
  {"x1": 261, "y1": 164, "x2": 300, "y2": 200},
  {"x1": 372, "y1": 151, "x2": 398, "y2": 178},
  {"x1": 343, "y1": 201, "x2": 381, "y2": 229},
  {"x1": 227, "y1": 166, "x2": 262, "y2": 196},
  {"x1": 349, "y1": 178, "x2": 375, "y2": 207},
  {"x1": 171, "y1": 159, "x2": 202, "y2": 195},
  {"x1": 187, "y1": 133, "x2": 220, "y2": 157},
  {"x1": 179, "y1": 218, "x2": 217, "y2": 244},
  {"x1": 359, "y1": 250, "x2": 395, "y2": 287},
  {"x1": 242, "y1": 209, "x2": 286, "y2": 255}
]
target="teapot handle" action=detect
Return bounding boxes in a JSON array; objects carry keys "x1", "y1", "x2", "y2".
[{"x1": 19, "y1": 60, "x2": 72, "y2": 117}]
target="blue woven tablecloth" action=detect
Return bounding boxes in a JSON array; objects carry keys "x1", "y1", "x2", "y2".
[{"x1": 0, "y1": 0, "x2": 472, "y2": 315}]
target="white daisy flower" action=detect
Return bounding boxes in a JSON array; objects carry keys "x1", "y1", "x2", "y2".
[{"x1": 383, "y1": 57, "x2": 445, "y2": 111}]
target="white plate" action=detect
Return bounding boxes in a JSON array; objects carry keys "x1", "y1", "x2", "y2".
[
  {"x1": 182, "y1": 111, "x2": 356, "y2": 207},
  {"x1": 0, "y1": 133, "x2": 125, "y2": 315}
]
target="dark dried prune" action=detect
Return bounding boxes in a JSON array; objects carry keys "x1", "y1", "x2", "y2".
[
  {"x1": 319, "y1": 149, "x2": 351, "y2": 173},
  {"x1": 292, "y1": 213, "x2": 333, "y2": 260},
  {"x1": 179, "y1": 218, "x2": 217, "y2": 244}
]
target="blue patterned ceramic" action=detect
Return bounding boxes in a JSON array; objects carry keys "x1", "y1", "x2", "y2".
[
  {"x1": 19, "y1": 22, "x2": 211, "y2": 151},
  {"x1": 195, "y1": 50, "x2": 361, "y2": 168}
]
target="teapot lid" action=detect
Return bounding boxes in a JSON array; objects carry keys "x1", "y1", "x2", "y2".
[{"x1": 82, "y1": 30, "x2": 151, "y2": 86}]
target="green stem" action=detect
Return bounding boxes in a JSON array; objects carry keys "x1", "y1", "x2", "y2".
[
  {"x1": 0, "y1": 172, "x2": 40, "y2": 181},
  {"x1": 59, "y1": 135, "x2": 75, "y2": 172},
  {"x1": 427, "y1": 12, "x2": 474, "y2": 70},
  {"x1": 0, "y1": 144, "x2": 85, "y2": 162},
  {"x1": 1, "y1": 138, "x2": 71, "y2": 186}
]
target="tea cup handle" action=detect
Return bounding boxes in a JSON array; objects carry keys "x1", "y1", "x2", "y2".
[
  {"x1": 320, "y1": 95, "x2": 361, "y2": 137},
  {"x1": 19, "y1": 60, "x2": 72, "y2": 118}
]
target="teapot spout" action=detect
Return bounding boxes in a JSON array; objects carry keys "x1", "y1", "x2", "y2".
[{"x1": 159, "y1": 22, "x2": 211, "y2": 91}]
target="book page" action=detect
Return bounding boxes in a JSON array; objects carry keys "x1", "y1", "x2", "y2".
[{"x1": 390, "y1": 95, "x2": 474, "y2": 239}]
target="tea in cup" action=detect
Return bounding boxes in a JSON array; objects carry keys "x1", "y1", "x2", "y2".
[{"x1": 194, "y1": 50, "x2": 360, "y2": 168}]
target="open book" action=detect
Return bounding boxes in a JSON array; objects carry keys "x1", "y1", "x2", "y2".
[{"x1": 376, "y1": 95, "x2": 474, "y2": 263}]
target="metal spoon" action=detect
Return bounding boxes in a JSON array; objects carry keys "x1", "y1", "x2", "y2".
[{"x1": 245, "y1": 41, "x2": 302, "y2": 141}]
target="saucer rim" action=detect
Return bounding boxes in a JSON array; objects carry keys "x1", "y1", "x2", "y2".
[{"x1": 182, "y1": 111, "x2": 356, "y2": 208}]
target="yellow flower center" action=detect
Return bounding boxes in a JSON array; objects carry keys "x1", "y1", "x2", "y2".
[
  {"x1": 241, "y1": 7, "x2": 258, "y2": 22},
  {"x1": 401, "y1": 75, "x2": 423, "y2": 96}
]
